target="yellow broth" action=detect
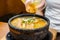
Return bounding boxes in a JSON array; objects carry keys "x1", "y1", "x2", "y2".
[{"x1": 11, "y1": 17, "x2": 47, "y2": 30}]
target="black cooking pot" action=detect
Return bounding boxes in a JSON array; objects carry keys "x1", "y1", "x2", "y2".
[{"x1": 8, "y1": 13, "x2": 50, "y2": 40}]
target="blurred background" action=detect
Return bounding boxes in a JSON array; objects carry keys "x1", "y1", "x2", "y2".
[{"x1": 0, "y1": 0, "x2": 26, "y2": 22}]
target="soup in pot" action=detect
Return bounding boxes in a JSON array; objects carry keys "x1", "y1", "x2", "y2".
[{"x1": 11, "y1": 17, "x2": 47, "y2": 29}]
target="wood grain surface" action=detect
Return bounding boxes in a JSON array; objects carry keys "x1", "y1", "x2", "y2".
[{"x1": 0, "y1": 22, "x2": 57, "y2": 40}]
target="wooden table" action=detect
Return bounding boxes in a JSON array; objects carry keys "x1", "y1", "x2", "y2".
[{"x1": 0, "y1": 22, "x2": 57, "y2": 40}]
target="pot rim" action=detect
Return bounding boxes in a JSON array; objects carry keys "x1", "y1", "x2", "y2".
[{"x1": 8, "y1": 13, "x2": 50, "y2": 33}]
